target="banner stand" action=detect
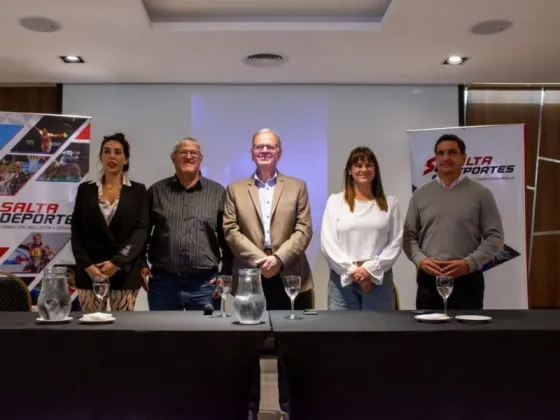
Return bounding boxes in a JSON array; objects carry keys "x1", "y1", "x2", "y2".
[{"x1": 406, "y1": 124, "x2": 528, "y2": 309}]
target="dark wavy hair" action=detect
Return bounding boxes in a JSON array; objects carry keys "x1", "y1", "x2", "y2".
[
  {"x1": 343, "y1": 146, "x2": 388, "y2": 212},
  {"x1": 99, "y1": 132, "x2": 130, "y2": 172}
]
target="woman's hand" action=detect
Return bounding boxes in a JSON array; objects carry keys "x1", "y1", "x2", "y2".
[
  {"x1": 351, "y1": 266, "x2": 373, "y2": 293},
  {"x1": 96, "y1": 261, "x2": 120, "y2": 277},
  {"x1": 85, "y1": 265, "x2": 104, "y2": 279}
]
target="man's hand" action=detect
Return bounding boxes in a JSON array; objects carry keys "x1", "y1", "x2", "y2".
[
  {"x1": 210, "y1": 276, "x2": 222, "y2": 299},
  {"x1": 420, "y1": 258, "x2": 445, "y2": 276},
  {"x1": 441, "y1": 259, "x2": 469, "y2": 278},
  {"x1": 97, "y1": 261, "x2": 120, "y2": 277},
  {"x1": 255, "y1": 255, "x2": 282, "y2": 278},
  {"x1": 140, "y1": 267, "x2": 152, "y2": 291},
  {"x1": 85, "y1": 265, "x2": 104, "y2": 280}
]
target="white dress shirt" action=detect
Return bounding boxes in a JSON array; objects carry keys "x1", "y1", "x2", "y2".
[
  {"x1": 254, "y1": 172, "x2": 278, "y2": 248},
  {"x1": 321, "y1": 192, "x2": 403, "y2": 286},
  {"x1": 435, "y1": 173, "x2": 465, "y2": 189},
  {"x1": 90, "y1": 174, "x2": 132, "y2": 225}
]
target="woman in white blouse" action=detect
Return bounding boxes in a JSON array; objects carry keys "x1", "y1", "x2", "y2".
[{"x1": 321, "y1": 146, "x2": 403, "y2": 310}]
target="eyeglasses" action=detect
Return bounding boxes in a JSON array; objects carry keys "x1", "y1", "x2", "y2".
[
  {"x1": 177, "y1": 150, "x2": 200, "y2": 158},
  {"x1": 253, "y1": 144, "x2": 279, "y2": 151}
]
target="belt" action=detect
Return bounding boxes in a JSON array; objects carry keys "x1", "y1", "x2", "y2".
[
  {"x1": 264, "y1": 248, "x2": 273, "y2": 256},
  {"x1": 354, "y1": 260, "x2": 367, "y2": 267}
]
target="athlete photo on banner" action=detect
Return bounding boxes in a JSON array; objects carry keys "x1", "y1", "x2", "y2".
[
  {"x1": 0, "y1": 154, "x2": 48, "y2": 195},
  {"x1": 407, "y1": 124, "x2": 528, "y2": 309},
  {"x1": 0, "y1": 231, "x2": 69, "y2": 274},
  {"x1": 38, "y1": 142, "x2": 89, "y2": 182},
  {"x1": 0, "y1": 111, "x2": 91, "y2": 308},
  {"x1": 9, "y1": 115, "x2": 88, "y2": 155}
]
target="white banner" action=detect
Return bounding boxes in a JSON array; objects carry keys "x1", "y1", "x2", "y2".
[
  {"x1": 0, "y1": 112, "x2": 91, "y2": 308},
  {"x1": 407, "y1": 124, "x2": 528, "y2": 309}
]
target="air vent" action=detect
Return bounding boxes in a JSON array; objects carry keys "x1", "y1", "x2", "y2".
[
  {"x1": 18, "y1": 17, "x2": 61, "y2": 33},
  {"x1": 470, "y1": 19, "x2": 513, "y2": 35},
  {"x1": 244, "y1": 53, "x2": 286, "y2": 68}
]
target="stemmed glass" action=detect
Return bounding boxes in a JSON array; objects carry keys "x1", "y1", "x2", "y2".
[
  {"x1": 283, "y1": 275, "x2": 302, "y2": 320},
  {"x1": 436, "y1": 276, "x2": 454, "y2": 316},
  {"x1": 213, "y1": 275, "x2": 232, "y2": 318},
  {"x1": 92, "y1": 276, "x2": 109, "y2": 312}
]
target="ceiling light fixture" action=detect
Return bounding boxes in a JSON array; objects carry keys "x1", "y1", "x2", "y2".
[
  {"x1": 60, "y1": 55, "x2": 85, "y2": 64},
  {"x1": 443, "y1": 56, "x2": 468, "y2": 65}
]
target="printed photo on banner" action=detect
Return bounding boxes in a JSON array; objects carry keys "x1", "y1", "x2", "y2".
[
  {"x1": 0, "y1": 231, "x2": 70, "y2": 274},
  {"x1": 9, "y1": 115, "x2": 87, "y2": 155},
  {"x1": 0, "y1": 154, "x2": 47, "y2": 196},
  {"x1": 38, "y1": 143, "x2": 89, "y2": 182}
]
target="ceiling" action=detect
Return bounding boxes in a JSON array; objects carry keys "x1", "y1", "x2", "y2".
[{"x1": 0, "y1": 0, "x2": 559, "y2": 84}]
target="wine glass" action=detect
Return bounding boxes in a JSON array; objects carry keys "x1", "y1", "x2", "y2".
[
  {"x1": 92, "y1": 276, "x2": 109, "y2": 312},
  {"x1": 436, "y1": 276, "x2": 454, "y2": 316},
  {"x1": 213, "y1": 275, "x2": 232, "y2": 318},
  {"x1": 283, "y1": 275, "x2": 302, "y2": 320}
]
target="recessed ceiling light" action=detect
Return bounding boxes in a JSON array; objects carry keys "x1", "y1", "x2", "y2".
[
  {"x1": 244, "y1": 53, "x2": 285, "y2": 68},
  {"x1": 443, "y1": 56, "x2": 468, "y2": 65},
  {"x1": 60, "y1": 56, "x2": 85, "y2": 64}
]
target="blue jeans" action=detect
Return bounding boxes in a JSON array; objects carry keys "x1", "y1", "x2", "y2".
[
  {"x1": 147, "y1": 267, "x2": 219, "y2": 311},
  {"x1": 328, "y1": 269, "x2": 395, "y2": 310}
]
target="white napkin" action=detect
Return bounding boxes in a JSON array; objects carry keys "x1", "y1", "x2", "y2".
[
  {"x1": 418, "y1": 313, "x2": 449, "y2": 320},
  {"x1": 82, "y1": 312, "x2": 114, "y2": 321}
]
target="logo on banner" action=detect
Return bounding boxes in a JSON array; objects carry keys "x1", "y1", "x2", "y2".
[{"x1": 422, "y1": 155, "x2": 516, "y2": 182}]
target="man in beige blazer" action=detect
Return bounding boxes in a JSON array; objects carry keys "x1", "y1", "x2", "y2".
[{"x1": 223, "y1": 128, "x2": 313, "y2": 420}]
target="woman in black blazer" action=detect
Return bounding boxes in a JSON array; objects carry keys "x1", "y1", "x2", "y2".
[{"x1": 71, "y1": 133, "x2": 149, "y2": 312}]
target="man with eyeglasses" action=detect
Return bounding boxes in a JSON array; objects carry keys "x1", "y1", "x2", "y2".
[
  {"x1": 223, "y1": 128, "x2": 313, "y2": 420},
  {"x1": 140, "y1": 137, "x2": 232, "y2": 310},
  {"x1": 403, "y1": 134, "x2": 504, "y2": 310}
]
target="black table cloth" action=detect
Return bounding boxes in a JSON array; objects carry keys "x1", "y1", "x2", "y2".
[
  {"x1": 272, "y1": 310, "x2": 560, "y2": 420},
  {"x1": 0, "y1": 311, "x2": 271, "y2": 420}
]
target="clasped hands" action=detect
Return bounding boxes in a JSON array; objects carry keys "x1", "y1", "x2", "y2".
[
  {"x1": 85, "y1": 261, "x2": 120, "y2": 279},
  {"x1": 420, "y1": 258, "x2": 469, "y2": 278},
  {"x1": 350, "y1": 266, "x2": 373, "y2": 293},
  {"x1": 255, "y1": 255, "x2": 283, "y2": 278}
]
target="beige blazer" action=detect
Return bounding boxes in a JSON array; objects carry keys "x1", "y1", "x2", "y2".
[{"x1": 223, "y1": 173, "x2": 313, "y2": 293}]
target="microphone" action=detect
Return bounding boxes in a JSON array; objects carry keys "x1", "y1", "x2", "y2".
[{"x1": 203, "y1": 303, "x2": 214, "y2": 316}]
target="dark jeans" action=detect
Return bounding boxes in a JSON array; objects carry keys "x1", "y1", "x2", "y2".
[
  {"x1": 416, "y1": 269, "x2": 485, "y2": 310},
  {"x1": 249, "y1": 274, "x2": 313, "y2": 414},
  {"x1": 147, "y1": 267, "x2": 220, "y2": 311}
]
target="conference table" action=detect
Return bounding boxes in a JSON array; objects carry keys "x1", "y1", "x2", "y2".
[
  {"x1": 2, "y1": 310, "x2": 560, "y2": 420},
  {"x1": 272, "y1": 310, "x2": 560, "y2": 420},
  {"x1": 0, "y1": 311, "x2": 270, "y2": 420}
]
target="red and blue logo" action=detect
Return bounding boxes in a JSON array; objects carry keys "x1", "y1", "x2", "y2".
[{"x1": 422, "y1": 156, "x2": 516, "y2": 179}]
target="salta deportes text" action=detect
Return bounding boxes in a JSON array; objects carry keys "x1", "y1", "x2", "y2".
[{"x1": 0, "y1": 202, "x2": 71, "y2": 225}]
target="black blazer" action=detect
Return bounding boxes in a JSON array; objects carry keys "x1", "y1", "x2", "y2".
[{"x1": 70, "y1": 180, "x2": 149, "y2": 290}]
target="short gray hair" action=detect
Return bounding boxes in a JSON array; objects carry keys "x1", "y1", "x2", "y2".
[
  {"x1": 170, "y1": 137, "x2": 202, "y2": 158},
  {"x1": 251, "y1": 128, "x2": 282, "y2": 148}
]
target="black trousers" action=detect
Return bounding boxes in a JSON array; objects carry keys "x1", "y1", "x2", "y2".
[
  {"x1": 249, "y1": 274, "x2": 313, "y2": 414},
  {"x1": 416, "y1": 269, "x2": 485, "y2": 310}
]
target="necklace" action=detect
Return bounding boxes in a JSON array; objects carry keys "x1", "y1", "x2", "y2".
[{"x1": 105, "y1": 183, "x2": 121, "y2": 194}]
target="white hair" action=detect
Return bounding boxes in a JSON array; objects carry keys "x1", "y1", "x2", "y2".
[
  {"x1": 170, "y1": 137, "x2": 202, "y2": 158},
  {"x1": 251, "y1": 128, "x2": 282, "y2": 148}
]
